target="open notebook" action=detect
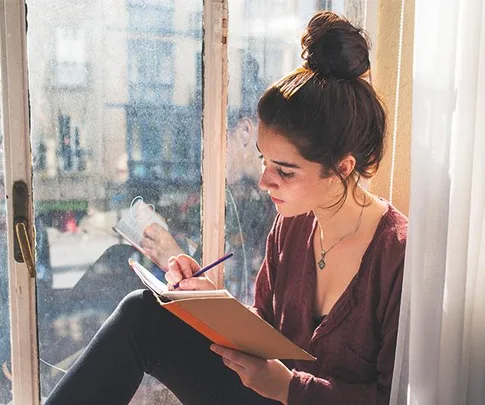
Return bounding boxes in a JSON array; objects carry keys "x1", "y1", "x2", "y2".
[{"x1": 129, "y1": 259, "x2": 316, "y2": 361}]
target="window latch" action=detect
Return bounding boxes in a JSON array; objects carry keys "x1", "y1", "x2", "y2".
[{"x1": 12, "y1": 181, "x2": 36, "y2": 278}]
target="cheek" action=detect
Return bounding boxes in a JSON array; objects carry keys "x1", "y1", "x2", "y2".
[
  {"x1": 283, "y1": 182, "x2": 319, "y2": 208},
  {"x1": 285, "y1": 178, "x2": 331, "y2": 207},
  {"x1": 291, "y1": 177, "x2": 325, "y2": 196}
]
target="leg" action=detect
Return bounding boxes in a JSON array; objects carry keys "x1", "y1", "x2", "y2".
[{"x1": 45, "y1": 289, "x2": 278, "y2": 405}]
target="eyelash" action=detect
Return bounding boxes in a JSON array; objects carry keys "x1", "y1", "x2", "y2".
[
  {"x1": 277, "y1": 168, "x2": 295, "y2": 178},
  {"x1": 258, "y1": 155, "x2": 295, "y2": 179}
]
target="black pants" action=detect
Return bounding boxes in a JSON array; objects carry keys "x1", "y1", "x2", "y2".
[{"x1": 45, "y1": 289, "x2": 280, "y2": 405}]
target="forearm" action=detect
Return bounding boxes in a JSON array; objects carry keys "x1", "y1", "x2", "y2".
[{"x1": 288, "y1": 370, "x2": 390, "y2": 405}]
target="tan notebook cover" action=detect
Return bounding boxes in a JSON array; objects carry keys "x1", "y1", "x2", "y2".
[{"x1": 129, "y1": 259, "x2": 315, "y2": 361}]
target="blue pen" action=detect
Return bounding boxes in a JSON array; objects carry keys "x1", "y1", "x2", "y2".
[{"x1": 171, "y1": 251, "x2": 234, "y2": 290}]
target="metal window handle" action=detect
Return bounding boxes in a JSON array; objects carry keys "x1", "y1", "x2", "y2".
[
  {"x1": 15, "y1": 220, "x2": 36, "y2": 279},
  {"x1": 12, "y1": 180, "x2": 36, "y2": 278}
]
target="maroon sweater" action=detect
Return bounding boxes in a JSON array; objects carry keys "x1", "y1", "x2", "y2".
[{"x1": 251, "y1": 204, "x2": 407, "y2": 405}]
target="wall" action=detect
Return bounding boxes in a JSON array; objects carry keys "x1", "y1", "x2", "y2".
[{"x1": 372, "y1": 0, "x2": 415, "y2": 216}]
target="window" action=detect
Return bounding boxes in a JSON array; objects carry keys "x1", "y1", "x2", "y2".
[
  {"x1": 54, "y1": 28, "x2": 88, "y2": 87},
  {"x1": 128, "y1": 40, "x2": 174, "y2": 103},
  {"x1": 26, "y1": 1, "x2": 202, "y2": 402},
  {"x1": 0, "y1": 72, "x2": 12, "y2": 404},
  {"x1": 127, "y1": 0, "x2": 174, "y2": 34},
  {"x1": 1, "y1": 1, "x2": 372, "y2": 403}
]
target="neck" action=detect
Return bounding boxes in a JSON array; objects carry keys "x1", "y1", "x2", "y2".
[{"x1": 313, "y1": 185, "x2": 369, "y2": 244}]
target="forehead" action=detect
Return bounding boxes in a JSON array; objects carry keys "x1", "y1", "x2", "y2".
[{"x1": 256, "y1": 125, "x2": 302, "y2": 158}]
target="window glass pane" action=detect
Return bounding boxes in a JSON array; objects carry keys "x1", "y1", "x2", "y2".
[
  {"x1": 128, "y1": 0, "x2": 175, "y2": 33},
  {"x1": 225, "y1": 0, "x2": 369, "y2": 304},
  {"x1": 324, "y1": 0, "x2": 367, "y2": 27},
  {"x1": 0, "y1": 69, "x2": 13, "y2": 405},
  {"x1": 27, "y1": 1, "x2": 201, "y2": 403}
]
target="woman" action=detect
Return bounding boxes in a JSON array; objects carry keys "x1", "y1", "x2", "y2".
[{"x1": 46, "y1": 11, "x2": 407, "y2": 405}]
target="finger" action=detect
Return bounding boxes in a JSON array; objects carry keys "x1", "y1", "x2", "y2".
[
  {"x1": 178, "y1": 277, "x2": 216, "y2": 291},
  {"x1": 175, "y1": 254, "x2": 201, "y2": 279},
  {"x1": 140, "y1": 237, "x2": 157, "y2": 251},
  {"x1": 143, "y1": 223, "x2": 166, "y2": 240},
  {"x1": 210, "y1": 345, "x2": 248, "y2": 368},
  {"x1": 166, "y1": 257, "x2": 184, "y2": 284},
  {"x1": 165, "y1": 271, "x2": 178, "y2": 286},
  {"x1": 221, "y1": 357, "x2": 247, "y2": 377},
  {"x1": 143, "y1": 223, "x2": 160, "y2": 240},
  {"x1": 210, "y1": 345, "x2": 248, "y2": 374},
  {"x1": 212, "y1": 345, "x2": 265, "y2": 372}
]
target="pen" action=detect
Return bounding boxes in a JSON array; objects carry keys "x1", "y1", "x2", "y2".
[{"x1": 171, "y1": 251, "x2": 234, "y2": 290}]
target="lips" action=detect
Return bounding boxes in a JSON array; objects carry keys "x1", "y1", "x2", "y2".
[{"x1": 270, "y1": 196, "x2": 284, "y2": 204}]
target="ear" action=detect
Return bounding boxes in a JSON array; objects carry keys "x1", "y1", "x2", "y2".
[
  {"x1": 239, "y1": 118, "x2": 254, "y2": 147},
  {"x1": 337, "y1": 155, "x2": 356, "y2": 179}
]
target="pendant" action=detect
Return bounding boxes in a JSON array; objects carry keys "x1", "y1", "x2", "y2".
[{"x1": 318, "y1": 250, "x2": 326, "y2": 270}]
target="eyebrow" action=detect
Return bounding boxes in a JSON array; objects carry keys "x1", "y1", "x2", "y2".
[{"x1": 255, "y1": 143, "x2": 301, "y2": 169}]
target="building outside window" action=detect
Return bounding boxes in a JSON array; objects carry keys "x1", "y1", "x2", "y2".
[
  {"x1": 128, "y1": 40, "x2": 174, "y2": 103},
  {"x1": 54, "y1": 27, "x2": 88, "y2": 87},
  {"x1": 127, "y1": 0, "x2": 174, "y2": 34}
]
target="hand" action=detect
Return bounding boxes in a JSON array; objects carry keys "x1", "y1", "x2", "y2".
[
  {"x1": 141, "y1": 223, "x2": 184, "y2": 268},
  {"x1": 210, "y1": 344, "x2": 292, "y2": 404},
  {"x1": 165, "y1": 254, "x2": 217, "y2": 291}
]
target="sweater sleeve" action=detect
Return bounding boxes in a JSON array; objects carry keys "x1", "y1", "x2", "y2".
[
  {"x1": 288, "y1": 257, "x2": 404, "y2": 405},
  {"x1": 249, "y1": 215, "x2": 281, "y2": 325}
]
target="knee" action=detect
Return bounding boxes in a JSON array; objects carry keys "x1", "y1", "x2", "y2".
[{"x1": 114, "y1": 289, "x2": 157, "y2": 323}]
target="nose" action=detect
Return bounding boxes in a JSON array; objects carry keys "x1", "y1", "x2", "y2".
[{"x1": 259, "y1": 166, "x2": 278, "y2": 192}]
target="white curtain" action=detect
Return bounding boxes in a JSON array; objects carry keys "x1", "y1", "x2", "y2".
[{"x1": 390, "y1": 0, "x2": 485, "y2": 404}]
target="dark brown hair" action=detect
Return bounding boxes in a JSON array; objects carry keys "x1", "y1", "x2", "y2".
[{"x1": 257, "y1": 11, "x2": 386, "y2": 206}]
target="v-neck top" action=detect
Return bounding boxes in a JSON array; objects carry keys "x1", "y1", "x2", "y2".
[
  {"x1": 313, "y1": 314, "x2": 327, "y2": 329},
  {"x1": 251, "y1": 204, "x2": 407, "y2": 405}
]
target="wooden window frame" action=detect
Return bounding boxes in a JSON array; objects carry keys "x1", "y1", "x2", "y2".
[
  {"x1": 0, "y1": 1, "x2": 411, "y2": 404},
  {"x1": 201, "y1": 0, "x2": 228, "y2": 288},
  {"x1": 0, "y1": 1, "x2": 39, "y2": 404}
]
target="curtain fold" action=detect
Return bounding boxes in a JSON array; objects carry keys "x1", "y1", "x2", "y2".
[{"x1": 390, "y1": 0, "x2": 485, "y2": 404}]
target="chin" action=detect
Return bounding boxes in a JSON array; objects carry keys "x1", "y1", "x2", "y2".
[{"x1": 274, "y1": 204, "x2": 308, "y2": 218}]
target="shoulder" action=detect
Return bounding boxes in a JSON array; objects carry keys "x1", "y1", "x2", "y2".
[
  {"x1": 377, "y1": 204, "x2": 408, "y2": 252},
  {"x1": 368, "y1": 203, "x2": 408, "y2": 286}
]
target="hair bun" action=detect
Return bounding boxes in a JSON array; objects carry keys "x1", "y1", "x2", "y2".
[{"x1": 301, "y1": 11, "x2": 370, "y2": 80}]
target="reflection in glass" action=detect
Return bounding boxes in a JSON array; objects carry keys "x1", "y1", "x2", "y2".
[
  {"x1": 225, "y1": 1, "x2": 318, "y2": 304},
  {"x1": 27, "y1": 1, "x2": 201, "y2": 403},
  {"x1": 0, "y1": 68, "x2": 13, "y2": 404},
  {"x1": 225, "y1": 0, "x2": 369, "y2": 304}
]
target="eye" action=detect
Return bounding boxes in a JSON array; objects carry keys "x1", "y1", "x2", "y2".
[
  {"x1": 277, "y1": 167, "x2": 295, "y2": 179},
  {"x1": 258, "y1": 154, "x2": 295, "y2": 178}
]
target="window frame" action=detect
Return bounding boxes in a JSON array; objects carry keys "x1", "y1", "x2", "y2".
[
  {"x1": 0, "y1": 1, "x2": 390, "y2": 403},
  {"x1": 200, "y1": 0, "x2": 228, "y2": 288},
  {"x1": 1, "y1": 2, "x2": 230, "y2": 402},
  {"x1": 0, "y1": 1, "x2": 39, "y2": 404}
]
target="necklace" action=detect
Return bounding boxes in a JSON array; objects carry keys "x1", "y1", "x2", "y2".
[{"x1": 317, "y1": 193, "x2": 366, "y2": 270}]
